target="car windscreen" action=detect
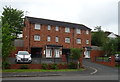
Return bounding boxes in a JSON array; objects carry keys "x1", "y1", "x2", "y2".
[{"x1": 18, "y1": 51, "x2": 29, "y2": 55}]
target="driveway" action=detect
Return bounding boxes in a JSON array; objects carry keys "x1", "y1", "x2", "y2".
[{"x1": 3, "y1": 59, "x2": 119, "y2": 80}]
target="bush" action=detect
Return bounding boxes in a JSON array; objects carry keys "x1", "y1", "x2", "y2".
[
  {"x1": 20, "y1": 65, "x2": 29, "y2": 69},
  {"x1": 50, "y1": 64, "x2": 58, "y2": 69},
  {"x1": 2, "y1": 61, "x2": 10, "y2": 69},
  {"x1": 41, "y1": 64, "x2": 48, "y2": 69},
  {"x1": 68, "y1": 62, "x2": 77, "y2": 69}
]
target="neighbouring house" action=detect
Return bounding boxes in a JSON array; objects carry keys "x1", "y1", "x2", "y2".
[
  {"x1": 11, "y1": 16, "x2": 92, "y2": 60},
  {"x1": 105, "y1": 31, "x2": 119, "y2": 39}
]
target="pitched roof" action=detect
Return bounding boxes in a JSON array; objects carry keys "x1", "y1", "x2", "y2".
[
  {"x1": 105, "y1": 31, "x2": 119, "y2": 37},
  {"x1": 25, "y1": 16, "x2": 91, "y2": 30}
]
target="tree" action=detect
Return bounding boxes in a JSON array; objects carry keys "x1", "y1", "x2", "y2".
[
  {"x1": 102, "y1": 38, "x2": 118, "y2": 57},
  {"x1": 70, "y1": 48, "x2": 83, "y2": 69},
  {"x1": 2, "y1": 6, "x2": 24, "y2": 38},
  {"x1": 91, "y1": 26, "x2": 107, "y2": 46}
]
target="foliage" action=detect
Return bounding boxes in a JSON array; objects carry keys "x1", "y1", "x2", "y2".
[
  {"x1": 41, "y1": 63, "x2": 49, "y2": 70},
  {"x1": 68, "y1": 62, "x2": 77, "y2": 69},
  {"x1": 117, "y1": 37, "x2": 120, "y2": 51},
  {"x1": 50, "y1": 64, "x2": 58, "y2": 69},
  {"x1": 20, "y1": 65, "x2": 29, "y2": 69},
  {"x1": 70, "y1": 48, "x2": 83, "y2": 69},
  {"x1": 102, "y1": 38, "x2": 118, "y2": 56},
  {"x1": 91, "y1": 26, "x2": 108, "y2": 46},
  {"x1": 2, "y1": 24, "x2": 15, "y2": 62},
  {"x1": 2, "y1": 6, "x2": 24, "y2": 38},
  {"x1": 2, "y1": 61, "x2": 10, "y2": 69}
]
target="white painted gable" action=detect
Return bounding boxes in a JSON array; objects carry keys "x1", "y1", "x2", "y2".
[{"x1": 107, "y1": 33, "x2": 117, "y2": 39}]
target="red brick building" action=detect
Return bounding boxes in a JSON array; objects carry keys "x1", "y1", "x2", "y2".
[{"x1": 23, "y1": 16, "x2": 91, "y2": 58}]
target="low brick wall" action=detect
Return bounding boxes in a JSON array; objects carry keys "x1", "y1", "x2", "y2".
[
  {"x1": 91, "y1": 56, "x2": 116, "y2": 67},
  {"x1": 9, "y1": 64, "x2": 68, "y2": 69}
]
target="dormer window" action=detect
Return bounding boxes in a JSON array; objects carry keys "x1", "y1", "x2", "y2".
[
  {"x1": 65, "y1": 27, "x2": 70, "y2": 33},
  {"x1": 35, "y1": 24, "x2": 41, "y2": 30}
]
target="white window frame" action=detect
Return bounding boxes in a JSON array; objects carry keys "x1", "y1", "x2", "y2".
[
  {"x1": 46, "y1": 49, "x2": 52, "y2": 58},
  {"x1": 65, "y1": 37, "x2": 70, "y2": 43},
  {"x1": 76, "y1": 38, "x2": 81, "y2": 44},
  {"x1": 47, "y1": 36, "x2": 51, "y2": 42},
  {"x1": 55, "y1": 26, "x2": 59, "y2": 31},
  {"x1": 48, "y1": 25, "x2": 51, "y2": 30},
  {"x1": 86, "y1": 40, "x2": 89, "y2": 44},
  {"x1": 86, "y1": 30, "x2": 89, "y2": 34},
  {"x1": 55, "y1": 36, "x2": 59, "y2": 42},
  {"x1": 65, "y1": 27, "x2": 70, "y2": 33},
  {"x1": 54, "y1": 49, "x2": 60, "y2": 58},
  {"x1": 34, "y1": 35, "x2": 40, "y2": 41},
  {"x1": 35, "y1": 24, "x2": 41, "y2": 30},
  {"x1": 76, "y1": 28, "x2": 81, "y2": 34}
]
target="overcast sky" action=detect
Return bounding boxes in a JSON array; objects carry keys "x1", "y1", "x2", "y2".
[{"x1": 0, "y1": 0, "x2": 119, "y2": 34}]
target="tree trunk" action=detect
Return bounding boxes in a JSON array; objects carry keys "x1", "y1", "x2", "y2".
[{"x1": 77, "y1": 60, "x2": 80, "y2": 69}]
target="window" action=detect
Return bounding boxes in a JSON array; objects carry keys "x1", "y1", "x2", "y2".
[
  {"x1": 86, "y1": 30, "x2": 89, "y2": 34},
  {"x1": 34, "y1": 35, "x2": 40, "y2": 41},
  {"x1": 55, "y1": 36, "x2": 59, "y2": 42},
  {"x1": 76, "y1": 38, "x2": 81, "y2": 44},
  {"x1": 47, "y1": 36, "x2": 51, "y2": 42},
  {"x1": 48, "y1": 25, "x2": 51, "y2": 30},
  {"x1": 65, "y1": 27, "x2": 70, "y2": 33},
  {"x1": 65, "y1": 37, "x2": 70, "y2": 43},
  {"x1": 55, "y1": 26, "x2": 59, "y2": 31},
  {"x1": 35, "y1": 24, "x2": 41, "y2": 30},
  {"x1": 86, "y1": 40, "x2": 89, "y2": 44},
  {"x1": 46, "y1": 49, "x2": 52, "y2": 58},
  {"x1": 76, "y1": 28, "x2": 81, "y2": 34},
  {"x1": 54, "y1": 49, "x2": 60, "y2": 58}
]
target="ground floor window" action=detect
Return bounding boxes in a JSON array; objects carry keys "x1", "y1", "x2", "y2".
[
  {"x1": 46, "y1": 49, "x2": 52, "y2": 58},
  {"x1": 54, "y1": 49, "x2": 60, "y2": 58}
]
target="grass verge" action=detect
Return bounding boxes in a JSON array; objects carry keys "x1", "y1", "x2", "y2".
[{"x1": 3, "y1": 68, "x2": 85, "y2": 73}]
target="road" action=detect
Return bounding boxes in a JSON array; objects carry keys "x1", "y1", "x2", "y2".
[{"x1": 2, "y1": 59, "x2": 119, "y2": 80}]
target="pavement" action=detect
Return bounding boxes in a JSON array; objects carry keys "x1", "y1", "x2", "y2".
[{"x1": 2, "y1": 59, "x2": 119, "y2": 80}]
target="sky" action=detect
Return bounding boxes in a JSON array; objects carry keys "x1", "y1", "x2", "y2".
[{"x1": 0, "y1": 0, "x2": 119, "y2": 35}]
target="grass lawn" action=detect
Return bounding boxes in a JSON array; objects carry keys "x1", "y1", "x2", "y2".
[{"x1": 3, "y1": 68, "x2": 84, "y2": 73}]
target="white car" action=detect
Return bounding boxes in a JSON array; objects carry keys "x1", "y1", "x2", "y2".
[{"x1": 15, "y1": 51, "x2": 32, "y2": 64}]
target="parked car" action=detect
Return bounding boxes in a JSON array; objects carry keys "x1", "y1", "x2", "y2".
[
  {"x1": 108, "y1": 54, "x2": 120, "y2": 62},
  {"x1": 15, "y1": 51, "x2": 32, "y2": 64}
]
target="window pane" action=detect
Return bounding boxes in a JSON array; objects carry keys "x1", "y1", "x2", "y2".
[
  {"x1": 77, "y1": 38, "x2": 81, "y2": 44},
  {"x1": 65, "y1": 27, "x2": 70, "y2": 33},
  {"x1": 35, "y1": 24, "x2": 40, "y2": 30},
  {"x1": 86, "y1": 30, "x2": 89, "y2": 34},
  {"x1": 34, "y1": 35, "x2": 40, "y2": 41},
  {"x1": 65, "y1": 37, "x2": 70, "y2": 43},
  {"x1": 56, "y1": 36, "x2": 59, "y2": 42},
  {"x1": 56, "y1": 26, "x2": 59, "y2": 31},
  {"x1": 76, "y1": 28, "x2": 81, "y2": 34},
  {"x1": 47, "y1": 36, "x2": 51, "y2": 42},
  {"x1": 48, "y1": 25, "x2": 51, "y2": 30},
  {"x1": 86, "y1": 40, "x2": 89, "y2": 44}
]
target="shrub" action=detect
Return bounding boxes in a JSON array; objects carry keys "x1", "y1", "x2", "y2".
[
  {"x1": 2, "y1": 61, "x2": 10, "y2": 69},
  {"x1": 68, "y1": 62, "x2": 77, "y2": 69},
  {"x1": 20, "y1": 65, "x2": 29, "y2": 69},
  {"x1": 41, "y1": 63, "x2": 48, "y2": 69},
  {"x1": 50, "y1": 64, "x2": 58, "y2": 69}
]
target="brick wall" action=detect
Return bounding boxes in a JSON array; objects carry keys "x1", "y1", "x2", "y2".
[{"x1": 23, "y1": 20, "x2": 91, "y2": 53}]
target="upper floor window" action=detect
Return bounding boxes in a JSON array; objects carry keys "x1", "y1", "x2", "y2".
[
  {"x1": 48, "y1": 25, "x2": 51, "y2": 30},
  {"x1": 34, "y1": 35, "x2": 40, "y2": 41},
  {"x1": 55, "y1": 26, "x2": 59, "y2": 31},
  {"x1": 65, "y1": 37, "x2": 70, "y2": 43},
  {"x1": 35, "y1": 24, "x2": 41, "y2": 30},
  {"x1": 86, "y1": 40, "x2": 89, "y2": 44},
  {"x1": 76, "y1": 28, "x2": 81, "y2": 34},
  {"x1": 55, "y1": 36, "x2": 59, "y2": 42},
  {"x1": 65, "y1": 27, "x2": 70, "y2": 33},
  {"x1": 86, "y1": 30, "x2": 89, "y2": 34},
  {"x1": 47, "y1": 36, "x2": 51, "y2": 42},
  {"x1": 76, "y1": 38, "x2": 81, "y2": 44}
]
